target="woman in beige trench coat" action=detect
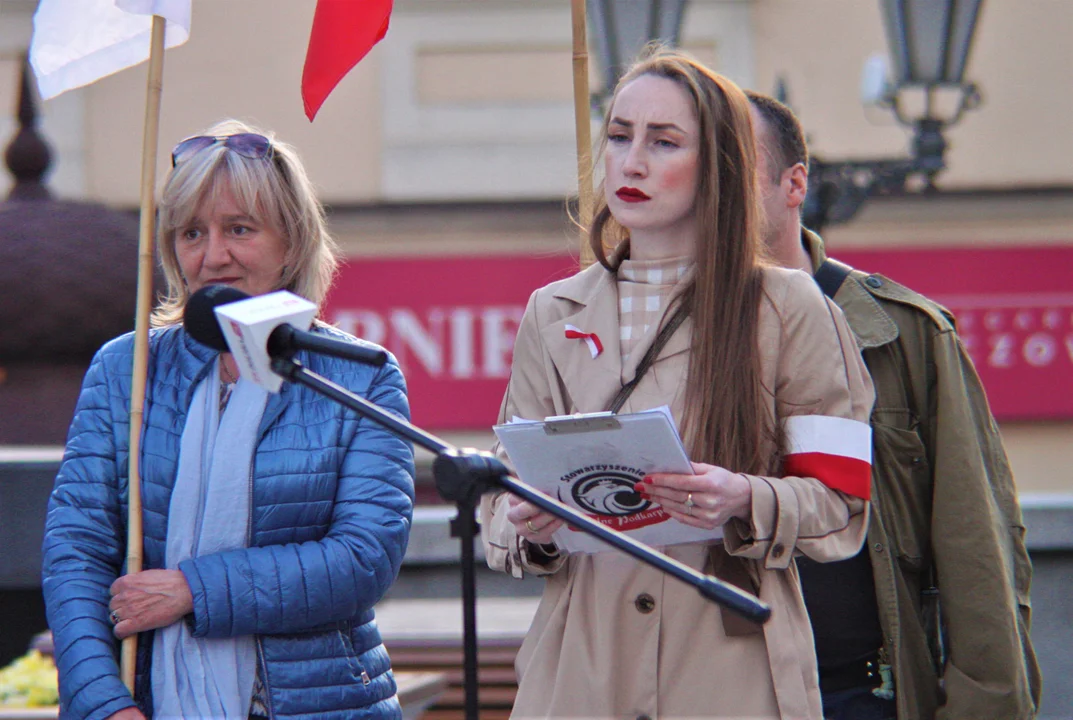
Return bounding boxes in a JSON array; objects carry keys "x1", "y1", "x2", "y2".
[{"x1": 481, "y1": 50, "x2": 875, "y2": 720}]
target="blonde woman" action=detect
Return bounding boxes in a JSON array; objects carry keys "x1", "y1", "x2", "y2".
[
  {"x1": 42, "y1": 120, "x2": 415, "y2": 720},
  {"x1": 481, "y1": 51, "x2": 875, "y2": 719}
]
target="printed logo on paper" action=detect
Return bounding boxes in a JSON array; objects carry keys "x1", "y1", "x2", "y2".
[{"x1": 557, "y1": 464, "x2": 670, "y2": 531}]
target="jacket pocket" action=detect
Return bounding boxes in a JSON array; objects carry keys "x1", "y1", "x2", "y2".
[
  {"x1": 870, "y1": 413, "x2": 932, "y2": 572},
  {"x1": 337, "y1": 621, "x2": 371, "y2": 685}
]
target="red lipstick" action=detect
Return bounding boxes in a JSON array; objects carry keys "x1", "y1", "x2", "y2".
[{"x1": 616, "y1": 187, "x2": 650, "y2": 203}]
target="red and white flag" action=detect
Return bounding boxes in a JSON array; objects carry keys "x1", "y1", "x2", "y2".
[
  {"x1": 302, "y1": 0, "x2": 393, "y2": 121},
  {"x1": 29, "y1": 0, "x2": 191, "y2": 101},
  {"x1": 782, "y1": 415, "x2": 873, "y2": 499}
]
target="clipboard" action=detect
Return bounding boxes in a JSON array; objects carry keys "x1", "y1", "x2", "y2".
[{"x1": 493, "y1": 406, "x2": 722, "y2": 554}]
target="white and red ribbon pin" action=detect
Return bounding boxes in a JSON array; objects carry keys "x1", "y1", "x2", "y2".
[{"x1": 564, "y1": 324, "x2": 603, "y2": 359}]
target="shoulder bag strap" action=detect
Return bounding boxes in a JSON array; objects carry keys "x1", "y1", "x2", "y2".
[
  {"x1": 606, "y1": 300, "x2": 764, "y2": 636},
  {"x1": 606, "y1": 303, "x2": 689, "y2": 413},
  {"x1": 814, "y1": 257, "x2": 854, "y2": 300}
]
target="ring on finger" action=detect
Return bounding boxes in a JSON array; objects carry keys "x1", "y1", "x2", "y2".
[
  {"x1": 526, "y1": 519, "x2": 537, "y2": 533},
  {"x1": 110, "y1": 609, "x2": 121, "y2": 625},
  {"x1": 684, "y1": 492, "x2": 695, "y2": 508}
]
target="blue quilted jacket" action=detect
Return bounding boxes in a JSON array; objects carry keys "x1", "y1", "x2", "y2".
[{"x1": 42, "y1": 325, "x2": 415, "y2": 720}]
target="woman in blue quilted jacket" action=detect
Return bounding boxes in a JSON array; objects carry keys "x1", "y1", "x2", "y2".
[{"x1": 41, "y1": 120, "x2": 416, "y2": 720}]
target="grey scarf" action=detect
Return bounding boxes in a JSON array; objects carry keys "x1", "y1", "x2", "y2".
[{"x1": 151, "y1": 361, "x2": 268, "y2": 719}]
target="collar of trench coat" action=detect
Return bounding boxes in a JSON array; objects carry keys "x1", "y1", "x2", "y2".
[{"x1": 537, "y1": 257, "x2": 695, "y2": 412}]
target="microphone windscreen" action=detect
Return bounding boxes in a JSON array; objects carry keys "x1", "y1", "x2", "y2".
[{"x1": 184, "y1": 285, "x2": 250, "y2": 351}]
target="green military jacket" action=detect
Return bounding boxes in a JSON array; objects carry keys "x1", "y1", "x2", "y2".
[{"x1": 804, "y1": 230, "x2": 1041, "y2": 720}]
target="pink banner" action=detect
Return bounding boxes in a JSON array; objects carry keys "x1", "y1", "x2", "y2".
[
  {"x1": 835, "y1": 245, "x2": 1073, "y2": 421},
  {"x1": 322, "y1": 246, "x2": 1073, "y2": 427},
  {"x1": 325, "y1": 256, "x2": 576, "y2": 429}
]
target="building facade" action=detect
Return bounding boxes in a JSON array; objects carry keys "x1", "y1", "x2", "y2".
[
  {"x1": 1, "y1": 0, "x2": 1072, "y2": 713},
  {"x1": 5, "y1": 0, "x2": 1068, "y2": 489}
]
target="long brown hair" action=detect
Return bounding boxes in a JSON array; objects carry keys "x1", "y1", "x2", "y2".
[{"x1": 590, "y1": 49, "x2": 777, "y2": 474}]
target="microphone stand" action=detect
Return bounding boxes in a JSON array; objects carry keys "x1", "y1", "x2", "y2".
[{"x1": 271, "y1": 356, "x2": 771, "y2": 720}]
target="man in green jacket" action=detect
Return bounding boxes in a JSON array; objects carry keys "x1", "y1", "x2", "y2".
[{"x1": 747, "y1": 91, "x2": 1041, "y2": 720}]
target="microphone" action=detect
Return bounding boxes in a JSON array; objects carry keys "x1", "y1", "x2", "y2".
[{"x1": 184, "y1": 285, "x2": 388, "y2": 393}]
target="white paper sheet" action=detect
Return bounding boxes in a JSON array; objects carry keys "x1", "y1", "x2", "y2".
[{"x1": 494, "y1": 407, "x2": 722, "y2": 553}]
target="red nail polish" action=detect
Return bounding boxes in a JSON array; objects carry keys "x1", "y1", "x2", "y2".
[
  {"x1": 633, "y1": 482, "x2": 645, "y2": 492},
  {"x1": 642, "y1": 476, "x2": 653, "y2": 484}
]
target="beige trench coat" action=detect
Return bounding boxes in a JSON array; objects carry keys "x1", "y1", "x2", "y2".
[{"x1": 481, "y1": 262, "x2": 875, "y2": 720}]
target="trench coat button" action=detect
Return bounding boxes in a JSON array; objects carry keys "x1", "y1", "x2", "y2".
[
  {"x1": 771, "y1": 543, "x2": 786, "y2": 559},
  {"x1": 865, "y1": 276, "x2": 883, "y2": 289},
  {"x1": 873, "y1": 542, "x2": 884, "y2": 552},
  {"x1": 634, "y1": 593, "x2": 656, "y2": 614}
]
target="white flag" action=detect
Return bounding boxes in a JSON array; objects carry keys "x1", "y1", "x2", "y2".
[{"x1": 30, "y1": 0, "x2": 192, "y2": 100}]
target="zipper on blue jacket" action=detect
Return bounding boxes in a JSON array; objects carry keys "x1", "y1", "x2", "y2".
[
  {"x1": 255, "y1": 635, "x2": 276, "y2": 720},
  {"x1": 249, "y1": 424, "x2": 276, "y2": 720}
]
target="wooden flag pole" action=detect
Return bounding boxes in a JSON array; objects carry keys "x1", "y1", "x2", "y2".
[
  {"x1": 571, "y1": 0, "x2": 596, "y2": 267},
  {"x1": 121, "y1": 14, "x2": 167, "y2": 692}
]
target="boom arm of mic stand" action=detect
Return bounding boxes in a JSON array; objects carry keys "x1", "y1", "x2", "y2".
[
  {"x1": 271, "y1": 356, "x2": 770, "y2": 720},
  {"x1": 432, "y1": 448, "x2": 770, "y2": 622},
  {"x1": 270, "y1": 356, "x2": 771, "y2": 622}
]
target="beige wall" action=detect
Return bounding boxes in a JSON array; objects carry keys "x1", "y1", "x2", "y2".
[
  {"x1": 4, "y1": 0, "x2": 1071, "y2": 203},
  {"x1": 0, "y1": 0, "x2": 382, "y2": 204},
  {"x1": 1001, "y1": 422, "x2": 1073, "y2": 494},
  {"x1": 80, "y1": 0, "x2": 382, "y2": 205},
  {"x1": 0, "y1": 0, "x2": 86, "y2": 198},
  {"x1": 378, "y1": 0, "x2": 750, "y2": 201},
  {"x1": 822, "y1": 191, "x2": 1073, "y2": 251},
  {"x1": 750, "y1": 0, "x2": 1073, "y2": 189}
]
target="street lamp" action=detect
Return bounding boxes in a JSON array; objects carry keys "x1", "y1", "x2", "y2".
[
  {"x1": 802, "y1": 0, "x2": 986, "y2": 232},
  {"x1": 588, "y1": 0, "x2": 688, "y2": 98}
]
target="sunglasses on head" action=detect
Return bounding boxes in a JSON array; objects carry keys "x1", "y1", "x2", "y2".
[{"x1": 170, "y1": 133, "x2": 273, "y2": 167}]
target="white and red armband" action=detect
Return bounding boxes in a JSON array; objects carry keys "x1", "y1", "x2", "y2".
[{"x1": 783, "y1": 415, "x2": 873, "y2": 500}]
